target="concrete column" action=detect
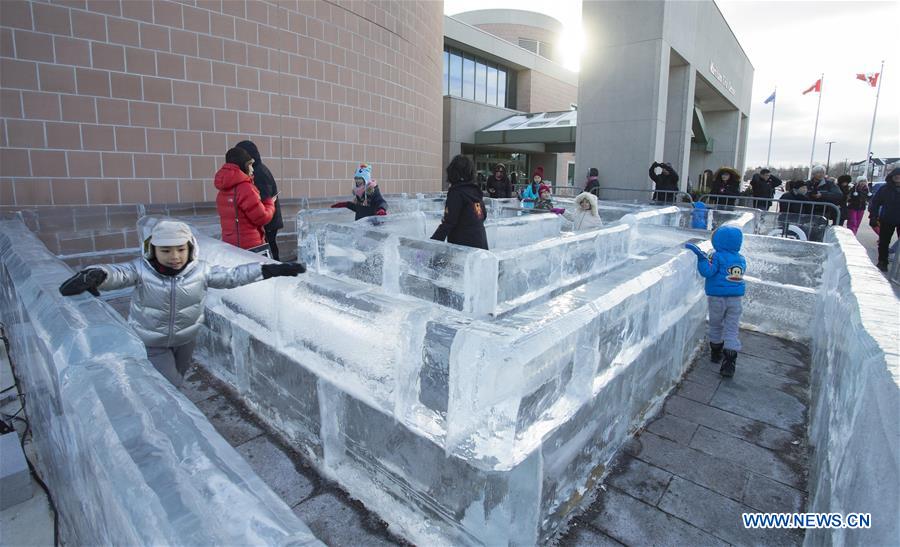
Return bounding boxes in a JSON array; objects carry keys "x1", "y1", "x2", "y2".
[
  {"x1": 575, "y1": 0, "x2": 669, "y2": 190},
  {"x1": 703, "y1": 109, "x2": 741, "y2": 170},
  {"x1": 663, "y1": 63, "x2": 696, "y2": 191}
]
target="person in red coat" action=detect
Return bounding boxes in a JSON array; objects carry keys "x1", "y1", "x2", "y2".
[{"x1": 215, "y1": 147, "x2": 276, "y2": 253}]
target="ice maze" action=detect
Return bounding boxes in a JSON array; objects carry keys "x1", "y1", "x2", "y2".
[
  {"x1": 190, "y1": 198, "x2": 759, "y2": 545},
  {"x1": 2, "y1": 196, "x2": 897, "y2": 546}
]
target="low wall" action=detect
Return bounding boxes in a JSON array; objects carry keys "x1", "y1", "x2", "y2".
[
  {"x1": 805, "y1": 228, "x2": 900, "y2": 546},
  {"x1": 0, "y1": 219, "x2": 321, "y2": 546}
]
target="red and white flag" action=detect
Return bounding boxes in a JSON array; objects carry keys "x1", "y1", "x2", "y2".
[
  {"x1": 802, "y1": 79, "x2": 822, "y2": 95},
  {"x1": 856, "y1": 72, "x2": 880, "y2": 87}
]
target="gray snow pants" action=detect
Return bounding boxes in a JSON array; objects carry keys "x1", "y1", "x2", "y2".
[
  {"x1": 146, "y1": 340, "x2": 196, "y2": 388},
  {"x1": 707, "y1": 296, "x2": 742, "y2": 351}
]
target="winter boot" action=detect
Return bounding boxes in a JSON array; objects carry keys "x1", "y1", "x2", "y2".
[
  {"x1": 709, "y1": 342, "x2": 724, "y2": 364},
  {"x1": 720, "y1": 349, "x2": 737, "y2": 378}
]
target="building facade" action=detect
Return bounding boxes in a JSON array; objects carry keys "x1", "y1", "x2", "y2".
[
  {"x1": 576, "y1": 0, "x2": 753, "y2": 193},
  {"x1": 441, "y1": 10, "x2": 578, "y2": 189},
  {"x1": 0, "y1": 0, "x2": 444, "y2": 206}
]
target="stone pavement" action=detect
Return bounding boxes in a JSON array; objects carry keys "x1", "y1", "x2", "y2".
[
  {"x1": 178, "y1": 366, "x2": 408, "y2": 547},
  {"x1": 559, "y1": 330, "x2": 810, "y2": 546}
]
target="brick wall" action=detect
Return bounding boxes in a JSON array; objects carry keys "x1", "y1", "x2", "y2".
[
  {"x1": 516, "y1": 69, "x2": 577, "y2": 113},
  {"x1": 0, "y1": 0, "x2": 443, "y2": 206}
]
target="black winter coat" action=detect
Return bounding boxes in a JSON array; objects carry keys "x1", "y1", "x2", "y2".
[
  {"x1": 431, "y1": 182, "x2": 489, "y2": 250},
  {"x1": 347, "y1": 187, "x2": 387, "y2": 220},
  {"x1": 750, "y1": 174, "x2": 780, "y2": 198},
  {"x1": 649, "y1": 165, "x2": 679, "y2": 191},
  {"x1": 486, "y1": 175, "x2": 513, "y2": 199},
  {"x1": 847, "y1": 187, "x2": 869, "y2": 210},
  {"x1": 869, "y1": 170, "x2": 900, "y2": 225},
  {"x1": 236, "y1": 141, "x2": 283, "y2": 231}
]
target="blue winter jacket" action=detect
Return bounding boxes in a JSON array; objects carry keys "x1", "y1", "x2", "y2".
[
  {"x1": 520, "y1": 183, "x2": 539, "y2": 209},
  {"x1": 693, "y1": 226, "x2": 746, "y2": 297}
]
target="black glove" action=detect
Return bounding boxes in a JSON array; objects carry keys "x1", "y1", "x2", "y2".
[
  {"x1": 261, "y1": 262, "x2": 306, "y2": 279},
  {"x1": 59, "y1": 268, "x2": 107, "y2": 297},
  {"x1": 869, "y1": 216, "x2": 879, "y2": 228}
]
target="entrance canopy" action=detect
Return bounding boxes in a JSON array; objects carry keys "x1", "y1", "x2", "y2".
[{"x1": 475, "y1": 110, "x2": 576, "y2": 152}]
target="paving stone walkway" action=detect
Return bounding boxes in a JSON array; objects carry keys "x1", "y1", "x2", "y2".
[
  {"x1": 560, "y1": 330, "x2": 810, "y2": 546},
  {"x1": 178, "y1": 366, "x2": 408, "y2": 547}
]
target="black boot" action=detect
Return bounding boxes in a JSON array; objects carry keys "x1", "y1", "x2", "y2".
[
  {"x1": 877, "y1": 261, "x2": 888, "y2": 272},
  {"x1": 709, "y1": 342, "x2": 724, "y2": 364},
  {"x1": 720, "y1": 349, "x2": 737, "y2": 378}
]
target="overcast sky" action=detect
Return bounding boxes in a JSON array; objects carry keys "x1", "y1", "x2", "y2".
[{"x1": 444, "y1": 0, "x2": 900, "y2": 168}]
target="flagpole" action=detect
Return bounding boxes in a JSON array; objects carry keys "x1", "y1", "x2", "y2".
[
  {"x1": 766, "y1": 86, "x2": 776, "y2": 166},
  {"x1": 808, "y1": 73, "x2": 824, "y2": 180},
  {"x1": 864, "y1": 60, "x2": 884, "y2": 179}
]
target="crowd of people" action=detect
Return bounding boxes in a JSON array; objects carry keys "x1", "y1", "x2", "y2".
[{"x1": 55, "y1": 148, "x2": 897, "y2": 389}]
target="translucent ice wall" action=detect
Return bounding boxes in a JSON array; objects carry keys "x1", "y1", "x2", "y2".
[
  {"x1": 0, "y1": 219, "x2": 321, "y2": 546},
  {"x1": 739, "y1": 234, "x2": 828, "y2": 340},
  {"x1": 192, "y1": 221, "x2": 708, "y2": 545},
  {"x1": 805, "y1": 228, "x2": 900, "y2": 547}
]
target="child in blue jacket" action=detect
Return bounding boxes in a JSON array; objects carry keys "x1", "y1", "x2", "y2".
[{"x1": 685, "y1": 225, "x2": 746, "y2": 377}]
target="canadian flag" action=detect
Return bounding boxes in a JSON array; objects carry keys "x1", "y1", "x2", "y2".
[
  {"x1": 802, "y1": 79, "x2": 822, "y2": 95},
  {"x1": 856, "y1": 72, "x2": 880, "y2": 87}
]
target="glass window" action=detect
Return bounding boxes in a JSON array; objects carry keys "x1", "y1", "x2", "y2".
[
  {"x1": 486, "y1": 65, "x2": 498, "y2": 106},
  {"x1": 449, "y1": 51, "x2": 462, "y2": 97},
  {"x1": 475, "y1": 62, "x2": 486, "y2": 103},
  {"x1": 442, "y1": 50, "x2": 449, "y2": 95},
  {"x1": 462, "y1": 55, "x2": 475, "y2": 100},
  {"x1": 497, "y1": 69, "x2": 507, "y2": 108}
]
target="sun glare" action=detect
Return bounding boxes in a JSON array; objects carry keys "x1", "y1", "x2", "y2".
[{"x1": 559, "y1": 24, "x2": 585, "y2": 72}]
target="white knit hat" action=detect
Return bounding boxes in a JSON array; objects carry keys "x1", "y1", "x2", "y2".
[{"x1": 150, "y1": 220, "x2": 192, "y2": 246}]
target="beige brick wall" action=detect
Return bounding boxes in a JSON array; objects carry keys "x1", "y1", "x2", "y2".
[
  {"x1": 1, "y1": 0, "x2": 443, "y2": 206},
  {"x1": 516, "y1": 69, "x2": 577, "y2": 113}
]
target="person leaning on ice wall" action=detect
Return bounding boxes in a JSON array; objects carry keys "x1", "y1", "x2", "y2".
[
  {"x1": 331, "y1": 163, "x2": 388, "y2": 220},
  {"x1": 58, "y1": 220, "x2": 305, "y2": 387}
]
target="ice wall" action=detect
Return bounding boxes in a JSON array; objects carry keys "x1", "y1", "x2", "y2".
[
  {"x1": 739, "y1": 234, "x2": 829, "y2": 340},
  {"x1": 0, "y1": 219, "x2": 322, "y2": 546},
  {"x1": 192, "y1": 218, "x2": 708, "y2": 545},
  {"x1": 805, "y1": 228, "x2": 900, "y2": 547}
]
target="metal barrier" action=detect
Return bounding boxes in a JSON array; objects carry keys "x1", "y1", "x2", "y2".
[
  {"x1": 591, "y1": 186, "x2": 693, "y2": 204},
  {"x1": 699, "y1": 194, "x2": 841, "y2": 226},
  {"x1": 513, "y1": 184, "x2": 693, "y2": 204}
]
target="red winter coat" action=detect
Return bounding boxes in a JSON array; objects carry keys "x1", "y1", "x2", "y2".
[{"x1": 214, "y1": 163, "x2": 275, "y2": 249}]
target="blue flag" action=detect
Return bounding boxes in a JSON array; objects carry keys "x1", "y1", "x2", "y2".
[{"x1": 764, "y1": 91, "x2": 776, "y2": 104}]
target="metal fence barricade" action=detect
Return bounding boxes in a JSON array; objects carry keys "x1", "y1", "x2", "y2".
[{"x1": 700, "y1": 194, "x2": 841, "y2": 242}]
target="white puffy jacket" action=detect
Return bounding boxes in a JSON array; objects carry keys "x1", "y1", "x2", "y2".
[
  {"x1": 563, "y1": 192, "x2": 603, "y2": 231},
  {"x1": 98, "y1": 235, "x2": 262, "y2": 347}
]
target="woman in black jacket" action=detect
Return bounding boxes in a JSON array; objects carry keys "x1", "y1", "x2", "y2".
[
  {"x1": 235, "y1": 140, "x2": 283, "y2": 259},
  {"x1": 486, "y1": 163, "x2": 513, "y2": 199},
  {"x1": 431, "y1": 155, "x2": 488, "y2": 250}
]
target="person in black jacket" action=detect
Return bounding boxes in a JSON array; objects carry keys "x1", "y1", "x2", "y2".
[
  {"x1": 710, "y1": 167, "x2": 741, "y2": 208},
  {"x1": 584, "y1": 167, "x2": 600, "y2": 196},
  {"x1": 835, "y1": 174, "x2": 852, "y2": 226},
  {"x1": 806, "y1": 165, "x2": 843, "y2": 224},
  {"x1": 431, "y1": 155, "x2": 488, "y2": 250},
  {"x1": 331, "y1": 163, "x2": 388, "y2": 220},
  {"x1": 486, "y1": 163, "x2": 513, "y2": 199},
  {"x1": 869, "y1": 167, "x2": 900, "y2": 271},
  {"x1": 649, "y1": 161, "x2": 679, "y2": 203},
  {"x1": 749, "y1": 168, "x2": 781, "y2": 211},
  {"x1": 235, "y1": 140, "x2": 283, "y2": 260}
]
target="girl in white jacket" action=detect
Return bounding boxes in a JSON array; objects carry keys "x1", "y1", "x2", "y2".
[
  {"x1": 562, "y1": 192, "x2": 603, "y2": 231},
  {"x1": 59, "y1": 220, "x2": 304, "y2": 387}
]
